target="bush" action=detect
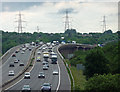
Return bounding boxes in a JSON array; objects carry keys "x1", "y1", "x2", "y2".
[{"x1": 85, "y1": 74, "x2": 120, "y2": 92}]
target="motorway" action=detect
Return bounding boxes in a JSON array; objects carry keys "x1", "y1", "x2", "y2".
[
  {"x1": 5, "y1": 44, "x2": 71, "y2": 91},
  {"x1": 2, "y1": 46, "x2": 20, "y2": 65},
  {"x1": 1, "y1": 45, "x2": 35, "y2": 85}
]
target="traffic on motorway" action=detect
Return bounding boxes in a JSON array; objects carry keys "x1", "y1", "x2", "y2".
[
  {"x1": 3, "y1": 41, "x2": 60, "y2": 92},
  {"x1": 2, "y1": 43, "x2": 36, "y2": 85}
]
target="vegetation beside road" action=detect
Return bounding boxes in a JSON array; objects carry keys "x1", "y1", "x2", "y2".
[
  {"x1": 66, "y1": 41, "x2": 120, "y2": 91},
  {"x1": 70, "y1": 66, "x2": 86, "y2": 91}
]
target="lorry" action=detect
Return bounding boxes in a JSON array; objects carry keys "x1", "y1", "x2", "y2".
[
  {"x1": 51, "y1": 54, "x2": 57, "y2": 64},
  {"x1": 43, "y1": 52, "x2": 49, "y2": 61}
]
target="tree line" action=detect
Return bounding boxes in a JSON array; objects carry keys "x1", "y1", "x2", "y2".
[{"x1": 1, "y1": 29, "x2": 118, "y2": 55}]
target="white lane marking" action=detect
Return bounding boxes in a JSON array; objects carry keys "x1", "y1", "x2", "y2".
[
  {"x1": 4, "y1": 47, "x2": 38, "y2": 90},
  {"x1": 56, "y1": 46, "x2": 61, "y2": 92}
]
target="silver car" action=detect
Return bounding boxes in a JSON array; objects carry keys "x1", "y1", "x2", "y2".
[
  {"x1": 42, "y1": 61, "x2": 48, "y2": 65},
  {"x1": 22, "y1": 85, "x2": 31, "y2": 92},
  {"x1": 38, "y1": 72, "x2": 45, "y2": 78},
  {"x1": 43, "y1": 65, "x2": 48, "y2": 70},
  {"x1": 41, "y1": 83, "x2": 52, "y2": 92}
]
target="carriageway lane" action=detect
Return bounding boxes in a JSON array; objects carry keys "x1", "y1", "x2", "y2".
[
  {"x1": 53, "y1": 45, "x2": 71, "y2": 91},
  {"x1": 1, "y1": 46, "x2": 35, "y2": 84},
  {"x1": 9, "y1": 45, "x2": 59, "y2": 91}
]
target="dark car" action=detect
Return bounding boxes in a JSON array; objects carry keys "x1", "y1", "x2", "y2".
[
  {"x1": 15, "y1": 50, "x2": 18, "y2": 53},
  {"x1": 29, "y1": 48, "x2": 32, "y2": 51},
  {"x1": 41, "y1": 83, "x2": 52, "y2": 92},
  {"x1": 38, "y1": 72, "x2": 45, "y2": 78},
  {"x1": 9, "y1": 63, "x2": 14, "y2": 67}
]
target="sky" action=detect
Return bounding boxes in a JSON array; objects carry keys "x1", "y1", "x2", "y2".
[{"x1": 0, "y1": 0, "x2": 119, "y2": 33}]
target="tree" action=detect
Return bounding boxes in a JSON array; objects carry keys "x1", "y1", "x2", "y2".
[
  {"x1": 85, "y1": 74, "x2": 120, "y2": 92},
  {"x1": 84, "y1": 47, "x2": 110, "y2": 78},
  {"x1": 104, "y1": 29, "x2": 113, "y2": 34}
]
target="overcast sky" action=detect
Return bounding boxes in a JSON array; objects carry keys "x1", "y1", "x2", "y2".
[{"x1": 0, "y1": 0, "x2": 119, "y2": 33}]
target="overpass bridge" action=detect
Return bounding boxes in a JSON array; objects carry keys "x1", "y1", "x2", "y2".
[{"x1": 58, "y1": 44, "x2": 96, "y2": 59}]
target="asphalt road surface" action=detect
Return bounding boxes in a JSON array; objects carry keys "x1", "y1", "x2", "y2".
[
  {"x1": 5, "y1": 44, "x2": 71, "y2": 92},
  {"x1": 1, "y1": 45, "x2": 34, "y2": 84}
]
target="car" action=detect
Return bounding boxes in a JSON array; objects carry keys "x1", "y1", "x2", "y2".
[
  {"x1": 53, "y1": 70, "x2": 59, "y2": 75},
  {"x1": 15, "y1": 50, "x2": 18, "y2": 53},
  {"x1": 45, "y1": 63, "x2": 49, "y2": 67},
  {"x1": 12, "y1": 53, "x2": 16, "y2": 57},
  {"x1": 24, "y1": 72, "x2": 30, "y2": 79},
  {"x1": 8, "y1": 70, "x2": 14, "y2": 76},
  {"x1": 48, "y1": 49, "x2": 52, "y2": 52},
  {"x1": 36, "y1": 57, "x2": 41, "y2": 62},
  {"x1": 39, "y1": 48, "x2": 42, "y2": 50},
  {"x1": 38, "y1": 72, "x2": 45, "y2": 78},
  {"x1": 22, "y1": 85, "x2": 31, "y2": 92},
  {"x1": 37, "y1": 51, "x2": 41, "y2": 55},
  {"x1": 14, "y1": 59, "x2": 19, "y2": 63},
  {"x1": 43, "y1": 65, "x2": 48, "y2": 70},
  {"x1": 9, "y1": 62, "x2": 14, "y2": 67},
  {"x1": 21, "y1": 51, "x2": 25, "y2": 54},
  {"x1": 32, "y1": 45, "x2": 35, "y2": 48},
  {"x1": 19, "y1": 62, "x2": 24, "y2": 66},
  {"x1": 29, "y1": 48, "x2": 32, "y2": 51},
  {"x1": 42, "y1": 61, "x2": 48, "y2": 65},
  {"x1": 41, "y1": 83, "x2": 52, "y2": 92}
]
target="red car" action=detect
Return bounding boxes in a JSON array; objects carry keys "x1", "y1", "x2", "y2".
[{"x1": 12, "y1": 54, "x2": 16, "y2": 57}]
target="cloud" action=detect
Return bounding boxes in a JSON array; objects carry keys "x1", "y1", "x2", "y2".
[
  {"x1": 2, "y1": 2, "x2": 44, "y2": 12},
  {"x1": 57, "y1": 7, "x2": 78, "y2": 14},
  {"x1": 1, "y1": 2, "x2": 118, "y2": 33}
]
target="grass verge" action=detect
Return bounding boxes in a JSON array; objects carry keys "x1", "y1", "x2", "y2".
[{"x1": 66, "y1": 60, "x2": 86, "y2": 91}]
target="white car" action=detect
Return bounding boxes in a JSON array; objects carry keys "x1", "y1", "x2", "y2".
[
  {"x1": 38, "y1": 72, "x2": 45, "y2": 78},
  {"x1": 37, "y1": 51, "x2": 41, "y2": 55},
  {"x1": 8, "y1": 70, "x2": 14, "y2": 76},
  {"x1": 24, "y1": 72, "x2": 30, "y2": 79},
  {"x1": 53, "y1": 70, "x2": 59, "y2": 75},
  {"x1": 14, "y1": 59, "x2": 19, "y2": 63}
]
